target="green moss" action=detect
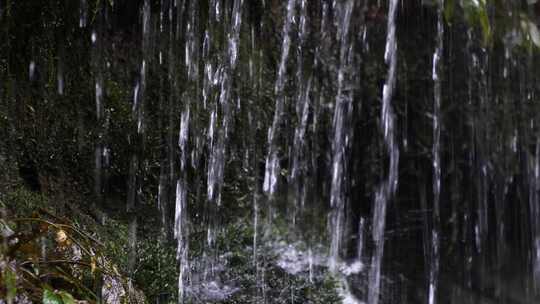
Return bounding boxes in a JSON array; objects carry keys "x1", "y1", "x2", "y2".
[{"x1": 1, "y1": 186, "x2": 48, "y2": 217}]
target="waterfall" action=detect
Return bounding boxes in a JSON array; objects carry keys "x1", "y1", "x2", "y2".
[
  {"x1": 368, "y1": 0, "x2": 400, "y2": 303},
  {"x1": 10, "y1": 1, "x2": 540, "y2": 303}
]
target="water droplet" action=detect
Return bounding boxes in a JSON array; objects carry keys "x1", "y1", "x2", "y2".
[{"x1": 29, "y1": 61, "x2": 36, "y2": 80}]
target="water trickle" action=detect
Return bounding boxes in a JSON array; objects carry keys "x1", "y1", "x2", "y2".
[
  {"x1": 174, "y1": 179, "x2": 189, "y2": 302},
  {"x1": 263, "y1": 0, "x2": 296, "y2": 197},
  {"x1": 329, "y1": 0, "x2": 355, "y2": 273},
  {"x1": 57, "y1": 63, "x2": 64, "y2": 95},
  {"x1": 177, "y1": 103, "x2": 190, "y2": 285},
  {"x1": 174, "y1": 0, "x2": 199, "y2": 299},
  {"x1": 531, "y1": 129, "x2": 540, "y2": 292},
  {"x1": 137, "y1": 60, "x2": 146, "y2": 134},
  {"x1": 28, "y1": 61, "x2": 35, "y2": 80},
  {"x1": 179, "y1": 109, "x2": 190, "y2": 171},
  {"x1": 79, "y1": 0, "x2": 87, "y2": 28},
  {"x1": 201, "y1": 1, "x2": 217, "y2": 205},
  {"x1": 357, "y1": 217, "x2": 366, "y2": 259},
  {"x1": 429, "y1": 1, "x2": 444, "y2": 303},
  {"x1": 290, "y1": 0, "x2": 311, "y2": 207},
  {"x1": 95, "y1": 79, "x2": 103, "y2": 120},
  {"x1": 207, "y1": 0, "x2": 244, "y2": 205},
  {"x1": 91, "y1": 2, "x2": 107, "y2": 215},
  {"x1": 368, "y1": 0, "x2": 399, "y2": 303}
]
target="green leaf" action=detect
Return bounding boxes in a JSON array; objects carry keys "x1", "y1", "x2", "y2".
[
  {"x1": 43, "y1": 289, "x2": 63, "y2": 304},
  {"x1": 444, "y1": 0, "x2": 455, "y2": 24},
  {"x1": 460, "y1": 0, "x2": 491, "y2": 45},
  {"x1": 478, "y1": 8, "x2": 491, "y2": 45},
  {"x1": 4, "y1": 268, "x2": 17, "y2": 302},
  {"x1": 528, "y1": 21, "x2": 540, "y2": 47},
  {"x1": 58, "y1": 291, "x2": 77, "y2": 304}
]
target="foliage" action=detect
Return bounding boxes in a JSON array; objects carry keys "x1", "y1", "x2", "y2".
[
  {"x1": 43, "y1": 289, "x2": 77, "y2": 304},
  {"x1": 443, "y1": 0, "x2": 540, "y2": 49},
  {"x1": 0, "y1": 190, "x2": 144, "y2": 303},
  {"x1": 133, "y1": 240, "x2": 178, "y2": 302}
]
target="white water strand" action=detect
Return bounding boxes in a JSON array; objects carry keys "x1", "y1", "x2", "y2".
[
  {"x1": 532, "y1": 138, "x2": 540, "y2": 292},
  {"x1": 137, "y1": 0, "x2": 151, "y2": 135},
  {"x1": 328, "y1": 0, "x2": 355, "y2": 273},
  {"x1": 92, "y1": 27, "x2": 103, "y2": 122},
  {"x1": 175, "y1": 1, "x2": 198, "y2": 301},
  {"x1": 429, "y1": 1, "x2": 444, "y2": 303},
  {"x1": 464, "y1": 28, "x2": 475, "y2": 290},
  {"x1": 28, "y1": 61, "x2": 36, "y2": 80},
  {"x1": 174, "y1": 178, "x2": 189, "y2": 302},
  {"x1": 95, "y1": 77, "x2": 103, "y2": 120},
  {"x1": 368, "y1": 0, "x2": 399, "y2": 303},
  {"x1": 179, "y1": 110, "x2": 190, "y2": 172},
  {"x1": 263, "y1": 0, "x2": 296, "y2": 197},
  {"x1": 202, "y1": 30, "x2": 214, "y2": 111},
  {"x1": 207, "y1": 0, "x2": 244, "y2": 205},
  {"x1": 175, "y1": 107, "x2": 190, "y2": 303},
  {"x1": 79, "y1": 0, "x2": 87, "y2": 28},
  {"x1": 91, "y1": 5, "x2": 106, "y2": 210},
  {"x1": 205, "y1": 0, "x2": 219, "y2": 204},
  {"x1": 290, "y1": 0, "x2": 310, "y2": 185},
  {"x1": 476, "y1": 50, "x2": 489, "y2": 256},
  {"x1": 157, "y1": 0, "x2": 178, "y2": 241},
  {"x1": 203, "y1": 11, "x2": 216, "y2": 192},
  {"x1": 289, "y1": 0, "x2": 313, "y2": 217},
  {"x1": 57, "y1": 58, "x2": 64, "y2": 95},
  {"x1": 126, "y1": 0, "x2": 152, "y2": 283}
]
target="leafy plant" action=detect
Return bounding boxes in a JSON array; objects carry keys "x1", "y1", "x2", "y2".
[
  {"x1": 0, "y1": 207, "x2": 141, "y2": 303},
  {"x1": 43, "y1": 289, "x2": 77, "y2": 304}
]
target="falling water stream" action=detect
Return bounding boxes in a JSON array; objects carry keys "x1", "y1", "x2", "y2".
[
  {"x1": 367, "y1": 0, "x2": 399, "y2": 303},
  {"x1": 429, "y1": 1, "x2": 444, "y2": 303},
  {"x1": 7, "y1": 0, "x2": 540, "y2": 303},
  {"x1": 263, "y1": 0, "x2": 296, "y2": 198}
]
